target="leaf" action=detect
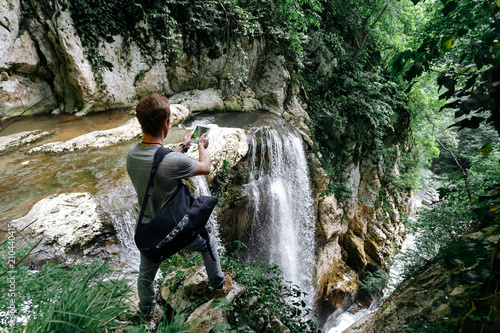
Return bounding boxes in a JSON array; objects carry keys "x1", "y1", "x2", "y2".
[
  {"x1": 462, "y1": 271, "x2": 477, "y2": 284},
  {"x1": 463, "y1": 74, "x2": 478, "y2": 91},
  {"x1": 442, "y1": 1, "x2": 458, "y2": 17},
  {"x1": 463, "y1": 255, "x2": 477, "y2": 268},
  {"x1": 442, "y1": 37, "x2": 455, "y2": 50},
  {"x1": 478, "y1": 143, "x2": 494, "y2": 156},
  {"x1": 442, "y1": 99, "x2": 459, "y2": 109},
  {"x1": 411, "y1": 0, "x2": 421, "y2": 5},
  {"x1": 439, "y1": 88, "x2": 455, "y2": 100},
  {"x1": 448, "y1": 116, "x2": 485, "y2": 130},
  {"x1": 449, "y1": 258, "x2": 463, "y2": 266}
]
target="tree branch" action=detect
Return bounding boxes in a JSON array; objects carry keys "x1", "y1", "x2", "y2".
[
  {"x1": 359, "y1": 1, "x2": 391, "y2": 50},
  {"x1": 436, "y1": 140, "x2": 473, "y2": 202}
]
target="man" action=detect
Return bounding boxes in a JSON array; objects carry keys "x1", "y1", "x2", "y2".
[{"x1": 126, "y1": 93, "x2": 231, "y2": 317}]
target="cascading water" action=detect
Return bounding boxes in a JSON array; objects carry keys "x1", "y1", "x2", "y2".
[
  {"x1": 191, "y1": 175, "x2": 221, "y2": 247},
  {"x1": 241, "y1": 121, "x2": 316, "y2": 302}
]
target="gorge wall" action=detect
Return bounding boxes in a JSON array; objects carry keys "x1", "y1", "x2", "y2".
[{"x1": 1, "y1": 0, "x2": 413, "y2": 320}]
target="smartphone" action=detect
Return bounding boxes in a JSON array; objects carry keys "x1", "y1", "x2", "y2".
[{"x1": 191, "y1": 125, "x2": 211, "y2": 144}]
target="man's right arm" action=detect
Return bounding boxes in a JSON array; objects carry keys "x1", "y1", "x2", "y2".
[{"x1": 192, "y1": 133, "x2": 211, "y2": 176}]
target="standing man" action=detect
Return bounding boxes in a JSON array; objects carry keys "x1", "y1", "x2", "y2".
[{"x1": 126, "y1": 93, "x2": 231, "y2": 317}]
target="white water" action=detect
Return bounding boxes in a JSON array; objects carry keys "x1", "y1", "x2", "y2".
[
  {"x1": 242, "y1": 122, "x2": 316, "y2": 302},
  {"x1": 191, "y1": 175, "x2": 221, "y2": 248}
]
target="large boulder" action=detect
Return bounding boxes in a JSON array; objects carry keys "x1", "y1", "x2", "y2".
[
  {"x1": 11, "y1": 192, "x2": 106, "y2": 249},
  {"x1": 181, "y1": 124, "x2": 249, "y2": 181}
]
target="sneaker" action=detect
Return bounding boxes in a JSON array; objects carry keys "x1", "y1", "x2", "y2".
[
  {"x1": 213, "y1": 275, "x2": 232, "y2": 299},
  {"x1": 132, "y1": 303, "x2": 162, "y2": 324}
]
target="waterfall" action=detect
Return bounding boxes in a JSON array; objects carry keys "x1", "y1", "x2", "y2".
[
  {"x1": 242, "y1": 121, "x2": 316, "y2": 300},
  {"x1": 191, "y1": 175, "x2": 221, "y2": 247}
]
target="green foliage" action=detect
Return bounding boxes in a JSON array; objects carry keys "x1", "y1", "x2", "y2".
[
  {"x1": 306, "y1": 62, "x2": 410, "y2": 198},
  {"x1": 0, "y1": 240, "x2": 132, "y2": 331},
  {"x1": 159, "y1": 244, "x2": 321, "y2": 333},
  {"x1": 299, "y1": 0, "x2": 417, "y2": 199},
  {"x1": 391, "y1": 0, "x2": 500, "y2": 135},
  {"x1": 356, "y1": 270, "x2": 389, "y2": 300},
  {"x1": 21, "y1": 0, "x2": 322, "y2": 76},
  {"x1": 399, "y1": 147, "x2": 500, "y2": 280},
  {"x1": 0, "y1": 238, "x2": 197, "y2": 332}
]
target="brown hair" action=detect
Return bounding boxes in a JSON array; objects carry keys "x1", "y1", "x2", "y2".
[{"x1": 135, "y1": 94, "x2": 171, "y2": 136}]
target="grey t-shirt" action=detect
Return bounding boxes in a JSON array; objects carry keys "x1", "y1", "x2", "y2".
[{"x1": 126, "y1": 144, "x2": 197, "y2": 224}]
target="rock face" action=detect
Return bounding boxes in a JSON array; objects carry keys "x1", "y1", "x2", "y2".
[
  {"x1": 1, "y1": 0, "x2": 295, "y2": 122},
  {"x1": 314, "y1": 148, "x2": 412, "y2": 320},
  {"x1": 345, "y1": 226, "x2": 500, "y2": 333}
]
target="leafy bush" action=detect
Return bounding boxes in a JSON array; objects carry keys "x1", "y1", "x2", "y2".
[
  {"x1": 159, "y1": 243, "x2": 321, "y2": 333},
  {"x1": 356, "y1": 270, "x2": 389, "y2": 301},
  {"x1": 0, "y1": 237, "x2": 197, "y2": 332},
  {"x1": 399, "y1": 146, "x2": 500, "y2": 280}
]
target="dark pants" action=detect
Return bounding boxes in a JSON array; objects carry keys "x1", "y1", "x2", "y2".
[{"x1": 137, "y1": 234, "x2": 224, "y2": 313}]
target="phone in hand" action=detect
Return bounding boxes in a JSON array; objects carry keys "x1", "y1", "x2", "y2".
[{"x1": 191, "y1": 125, "x2": 211, "y2": 144}]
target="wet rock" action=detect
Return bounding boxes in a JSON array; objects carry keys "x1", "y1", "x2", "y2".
[
  {"x1": 0, "y1": 129, "x2": 54, "y2": 155},
  {"x1": 28, "y1": 118, "x2": 142, "y2": 154}
]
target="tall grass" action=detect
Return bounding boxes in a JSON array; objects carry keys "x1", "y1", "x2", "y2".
[{"x1": 0, "y1": 239, "x2": 192, "y2": 332}]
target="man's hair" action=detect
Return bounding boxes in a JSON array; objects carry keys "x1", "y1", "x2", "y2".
[{"x1": 135, "y1": 94, "x2": 171, "y2": 136}]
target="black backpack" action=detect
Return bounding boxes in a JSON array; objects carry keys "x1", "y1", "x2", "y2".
[{"x1": 134, "y1": 146, "x2": 218, "y2": 263}]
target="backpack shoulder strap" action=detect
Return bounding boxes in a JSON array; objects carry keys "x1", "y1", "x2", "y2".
[{"x1": 137, "y1": 146, "x2": 173, "y2": 229}]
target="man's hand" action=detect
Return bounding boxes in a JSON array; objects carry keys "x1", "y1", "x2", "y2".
[
  {"x1": 198, "y1": 133, "x2": 209, "y2": 149},
  {"x1": 192, "y1": 133, "x2": 211, "y2": 176},
  {"x1": 183, "y1": 132, "x2": 193, "y2": 150}
]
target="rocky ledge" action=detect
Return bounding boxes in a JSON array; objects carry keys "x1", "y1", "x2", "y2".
[
  {"x1": 0, "y1": 129, "x2": 54, "y2": 155},
  {"x1": 346, "y1": 225, "x2": 500, "y2": 333}
]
